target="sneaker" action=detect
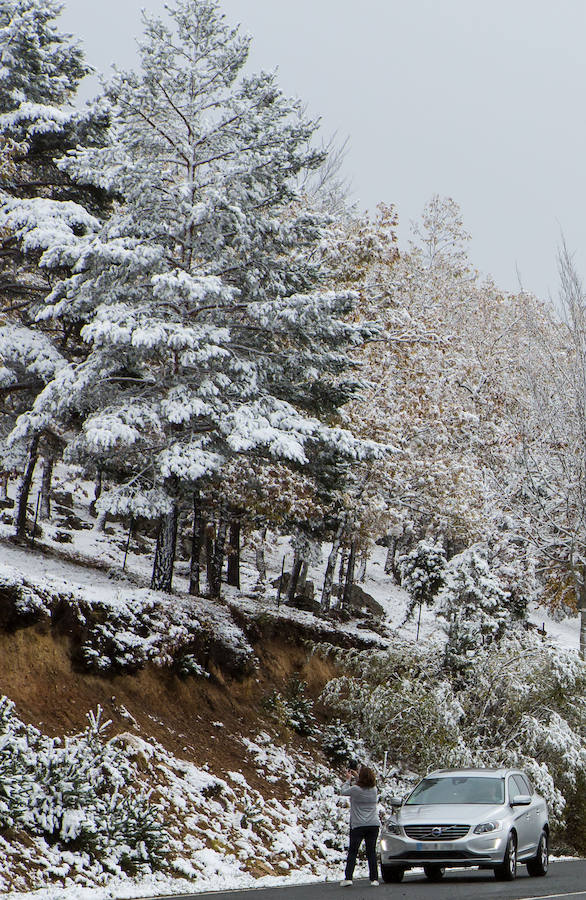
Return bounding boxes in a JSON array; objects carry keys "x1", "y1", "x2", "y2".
[
  {"x1": 339, "y1": 879, "x2": 353, "y2": 886},
  {"x1": 370, "y1": 880, "x2": 380, "y2": 886}
]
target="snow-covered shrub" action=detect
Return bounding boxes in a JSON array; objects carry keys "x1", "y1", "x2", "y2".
[
  {"x1": 399, "y1": 538, "x2": 447, "y2": 621},
  {"x1": 436, "y1": 545, "x2": 512, "y2": 669},
  {"x1": 0, "y1": 701, "x2": 168, "y2": 870},
  {"x1": 262, "y1": 676, "x2": 316, "y2": 737},
  {"x1": 176, "y1": 653, "x2": 209, "y2": 678},
  {"x1": 321, "y1": 719, "x2": 367, "y2": 768},
  {"x1": 319, "y1": 632, "x2": 586, "y2": 845},
  {"x1": 322, "y1": 668, "x2": 464, "y2": 772}
]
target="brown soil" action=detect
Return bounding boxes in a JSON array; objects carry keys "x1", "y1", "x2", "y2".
[{"x1": 0, "y1": 622, "x2": 339, "y2": 798}]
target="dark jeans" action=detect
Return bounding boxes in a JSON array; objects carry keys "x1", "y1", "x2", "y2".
[{"x1": 345, "y1": 825, "x2": 379, "y2": 881}]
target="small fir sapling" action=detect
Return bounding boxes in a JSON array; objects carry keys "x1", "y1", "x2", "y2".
[
  {"x1": 436, "y1": 545, "x2": 512, "y2": 670},
  {"x1": 399, "y1": 538, "x2": 447, "y2": 621},
  {"x1": 0, "y1": 700, "x2": 168, "y2": 868}
]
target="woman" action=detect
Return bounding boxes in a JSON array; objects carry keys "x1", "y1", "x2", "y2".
[{"x1": 340, "y1": 764, "x2": 380, "y2": 886}]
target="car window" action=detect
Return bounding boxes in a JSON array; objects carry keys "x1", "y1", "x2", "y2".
[
  {"x1": 518, "y1": 774, "x2": 533, "y2": 795},
  {"x1": 405, "y1": 776, "x2": 505, "y2": 805},
  {"x1": 510, "y1": 775, "x2": 528, "y2": 798}
]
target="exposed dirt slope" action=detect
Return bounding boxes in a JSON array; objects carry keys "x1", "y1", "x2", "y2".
[{"x1": 0, "y1": 616, "x2": 339, "y2": 794}]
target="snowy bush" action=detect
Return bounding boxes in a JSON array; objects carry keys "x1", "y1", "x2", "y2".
[
  {"x1": 262, "y1": 676, "x2": 316, "y2": 737},
  {"x1": 320, "y1": 632, "x2": 586, "y2": 845},
  {"x1": 0, "y1": 700, "x2": 168, "y2": 871},
  {"x1": 436, "y1": 545, "x2": 513, "y2": 670},
  {"x1": 320, "y1": 719, "x2": 367, "y2": 768},
  {"x1": 399, "y1": 538, "x2": 447, "y2": 621}
]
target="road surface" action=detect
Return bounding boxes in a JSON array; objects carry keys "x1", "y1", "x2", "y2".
[{"x1": 148, "y1": 859, "x2": 585, "y2": 900}]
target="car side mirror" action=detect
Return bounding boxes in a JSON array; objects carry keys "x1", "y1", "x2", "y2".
[
  {"x1": 389, "y1": 796, "x2": 403, "y2": 808},
  {"x1": 510, "y1": 793, "x2": 531, "y2": 806}
]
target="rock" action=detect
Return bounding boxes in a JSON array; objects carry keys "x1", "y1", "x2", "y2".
[{"x1": 51, "y1": 490, "x2": 73, "y2": 511}]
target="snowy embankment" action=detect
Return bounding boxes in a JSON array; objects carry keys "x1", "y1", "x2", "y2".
[{"x1": 0, "y1": 537, "x2": 409, "y2": 897}]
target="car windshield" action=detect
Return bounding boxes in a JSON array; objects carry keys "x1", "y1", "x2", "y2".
[{"x1": 405, "y1": 776, "x2": 505, "y2": 805}]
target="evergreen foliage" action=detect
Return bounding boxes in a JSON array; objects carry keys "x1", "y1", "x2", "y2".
[
  {"x1": 13, "y1": 0, "x2": 380, "y2": 546},
  {"x1": 0, "y1": 699, "x2": 168, "y2": 870},
  {"x1": 399, "y1": 538, "x2": 447, "y2": 621},
  {"x1": 0, "y1": 0, "x2": 88, "y2": 112},
  {"x1": 437, "y1": 546, "x2": 512, "y2": 670},
  {"x1": 262, "y1": 676, "x2": 316, "y2": 736},
  {"x1": 320, "y1": 719, "x2": 366, "y2": 768},
  {"x1": 0, "y1": 0, "x2": 108, "y2": 327}
]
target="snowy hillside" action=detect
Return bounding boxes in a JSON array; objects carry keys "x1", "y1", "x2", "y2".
[{"x1": 0, "y1": 476, "x2": 584, "y2": 898}]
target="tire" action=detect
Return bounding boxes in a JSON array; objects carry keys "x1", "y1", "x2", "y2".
[
  {"x1": 423, "y1": 865, "x2": 445, "y2": 881},
  {"x1": 526, "y1": 830, "x2": 549, "y2": 877},
  {"x1": 494, "y1": 832, "x2": 517, "y2": 881},
  {"x1": 381, "y1": 865, "x2": 405, "y2": 883}
]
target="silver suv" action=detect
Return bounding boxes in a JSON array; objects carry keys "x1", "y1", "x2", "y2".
[{"x1": 378, "y1": 767, "x2": 549, "y2": 883}]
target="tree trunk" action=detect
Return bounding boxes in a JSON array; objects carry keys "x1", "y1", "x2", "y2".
[
  {"x1": 205, "y1": 522, "x2": 215, "y2": 591},
  {"x1": 578, "y1": 584, "x2": 586, "y2": 660},
  {"x1": 287, "y1": 550, "x2": 303, "y2": 603},
  {"x1": 321, "y1": 520, "x2": 344, "y2": 610},
  {"x1": 358, "y1": 551, "x2": 367, "y2": 583},
  {"x1": 151, "y1": 503, "x2": 178, "y2": 593},
  {"x1": 227, "y1": 520, "x2": 241, "y2": 588},
  {"x1": 0, "y1": 472, "x2": 8, "y2": 503},
  {"x1": 39, "y1": 454, "x2": 54, "y2": 519},
  {"x1": 342, "y1": 539, "x2": 357, "y2": 607},
  {"x1": 338, "y1": 547, "x2": 348, "y2": 596},
  {"x1": 14, "y1": 433, "x2": 40, "y2": 539},
  {"x1": 209, "y1": 511, "x2": 228, "y2": 599},
  {"x1": 189, "y1": 491, "x2": 204, "y2": 596},
  {"x1": 297, "y1": 560, "x2": 309, "y2": 593},
  {"x1": 255, "y1": 526, "x2": 268, "y2": 584},
  {"x1": 89, "y1": 469, "x2": 102, "y2": 517},
  {"x1": 385, "y1": 535, "x2": 400, "y2": 578}
]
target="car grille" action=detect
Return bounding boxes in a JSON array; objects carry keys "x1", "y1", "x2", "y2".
[
  {"x1": 404, "y1": 824, "x2": 470, "y2": 841},
  {"x1": 396, "y1": 850, "x2": 487, "y2": 861}
]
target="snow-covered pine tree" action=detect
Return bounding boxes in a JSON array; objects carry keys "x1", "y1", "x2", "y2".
[
  {"x1": 13, "y1": 0, "x2": 379, "y2": 592},
  {"x1": 437, "y1": 545, "x2": 513, "y2": 671},
  {"x1": 399, "y1": 537, "x2": 447, "y2": 621},
  {"x1": 0, "y1": 0, "x2": 111, "y2": 533},
  {"x1": 0, "y1": 0, "x2": 108, "y2": 327}
]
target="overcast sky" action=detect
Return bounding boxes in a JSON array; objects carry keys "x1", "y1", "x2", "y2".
[{"x1": 59, "y1": 0, "x2": 586, "y2": 301}]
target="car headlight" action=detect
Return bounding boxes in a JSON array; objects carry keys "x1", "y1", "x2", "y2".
[
  {"x1": 385, "y1": 820, "x2": 402, "y2": 834},
  {"x1": 473, "y1": 820, "x2": 503, "y2": 834}
]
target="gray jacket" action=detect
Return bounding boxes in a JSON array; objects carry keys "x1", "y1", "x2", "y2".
[{"x1": 341, "y1": 781, "x2": 380, "y2": 829}]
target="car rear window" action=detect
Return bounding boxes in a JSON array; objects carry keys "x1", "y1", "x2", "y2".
[{"x1": 405, "y1": 776, "x2": 505, "y2": 805}]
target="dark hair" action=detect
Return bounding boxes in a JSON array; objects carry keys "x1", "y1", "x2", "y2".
[{"x1": 357, "y1": 765, "x2": 376, "y2": 788}]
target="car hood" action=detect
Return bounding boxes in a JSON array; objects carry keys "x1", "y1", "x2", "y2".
[{"x1": 395, "y1": 804, "x2": 506, "y2": 825}]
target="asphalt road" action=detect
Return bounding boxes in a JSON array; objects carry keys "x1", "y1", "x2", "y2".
[{"x1": 149, "y1": 860, "x2": 586, "y2": 900}]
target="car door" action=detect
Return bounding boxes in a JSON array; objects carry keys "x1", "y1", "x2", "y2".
[
  {"x1": 517, "y1": 773, "x2": 541, "y2": 855},
  {"x1": 508, "y1": 774, "x2": 534, "y2": 857}
]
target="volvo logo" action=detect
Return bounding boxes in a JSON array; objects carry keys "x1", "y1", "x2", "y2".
[{"x1": 431, "y1": 827, "x2": 443, "y2": 836}]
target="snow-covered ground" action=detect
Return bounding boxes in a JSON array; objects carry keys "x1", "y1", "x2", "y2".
[{"x1": 0, "y1": 515, "x2": 580, "y2": 655}]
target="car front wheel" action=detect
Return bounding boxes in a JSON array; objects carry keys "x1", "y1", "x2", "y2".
[
  {"x1": 526, "y1": 830, "x2": 549, "y2": 877},
  {"x1": 381, "y1": 865, "x2": 405, "y2": 883},
  {"x1": 423, "y1": 865, "x2": 445, "y2": 881},
  {"x1": 494, "y1": 832, "x2": 517, "y2": 881}
]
